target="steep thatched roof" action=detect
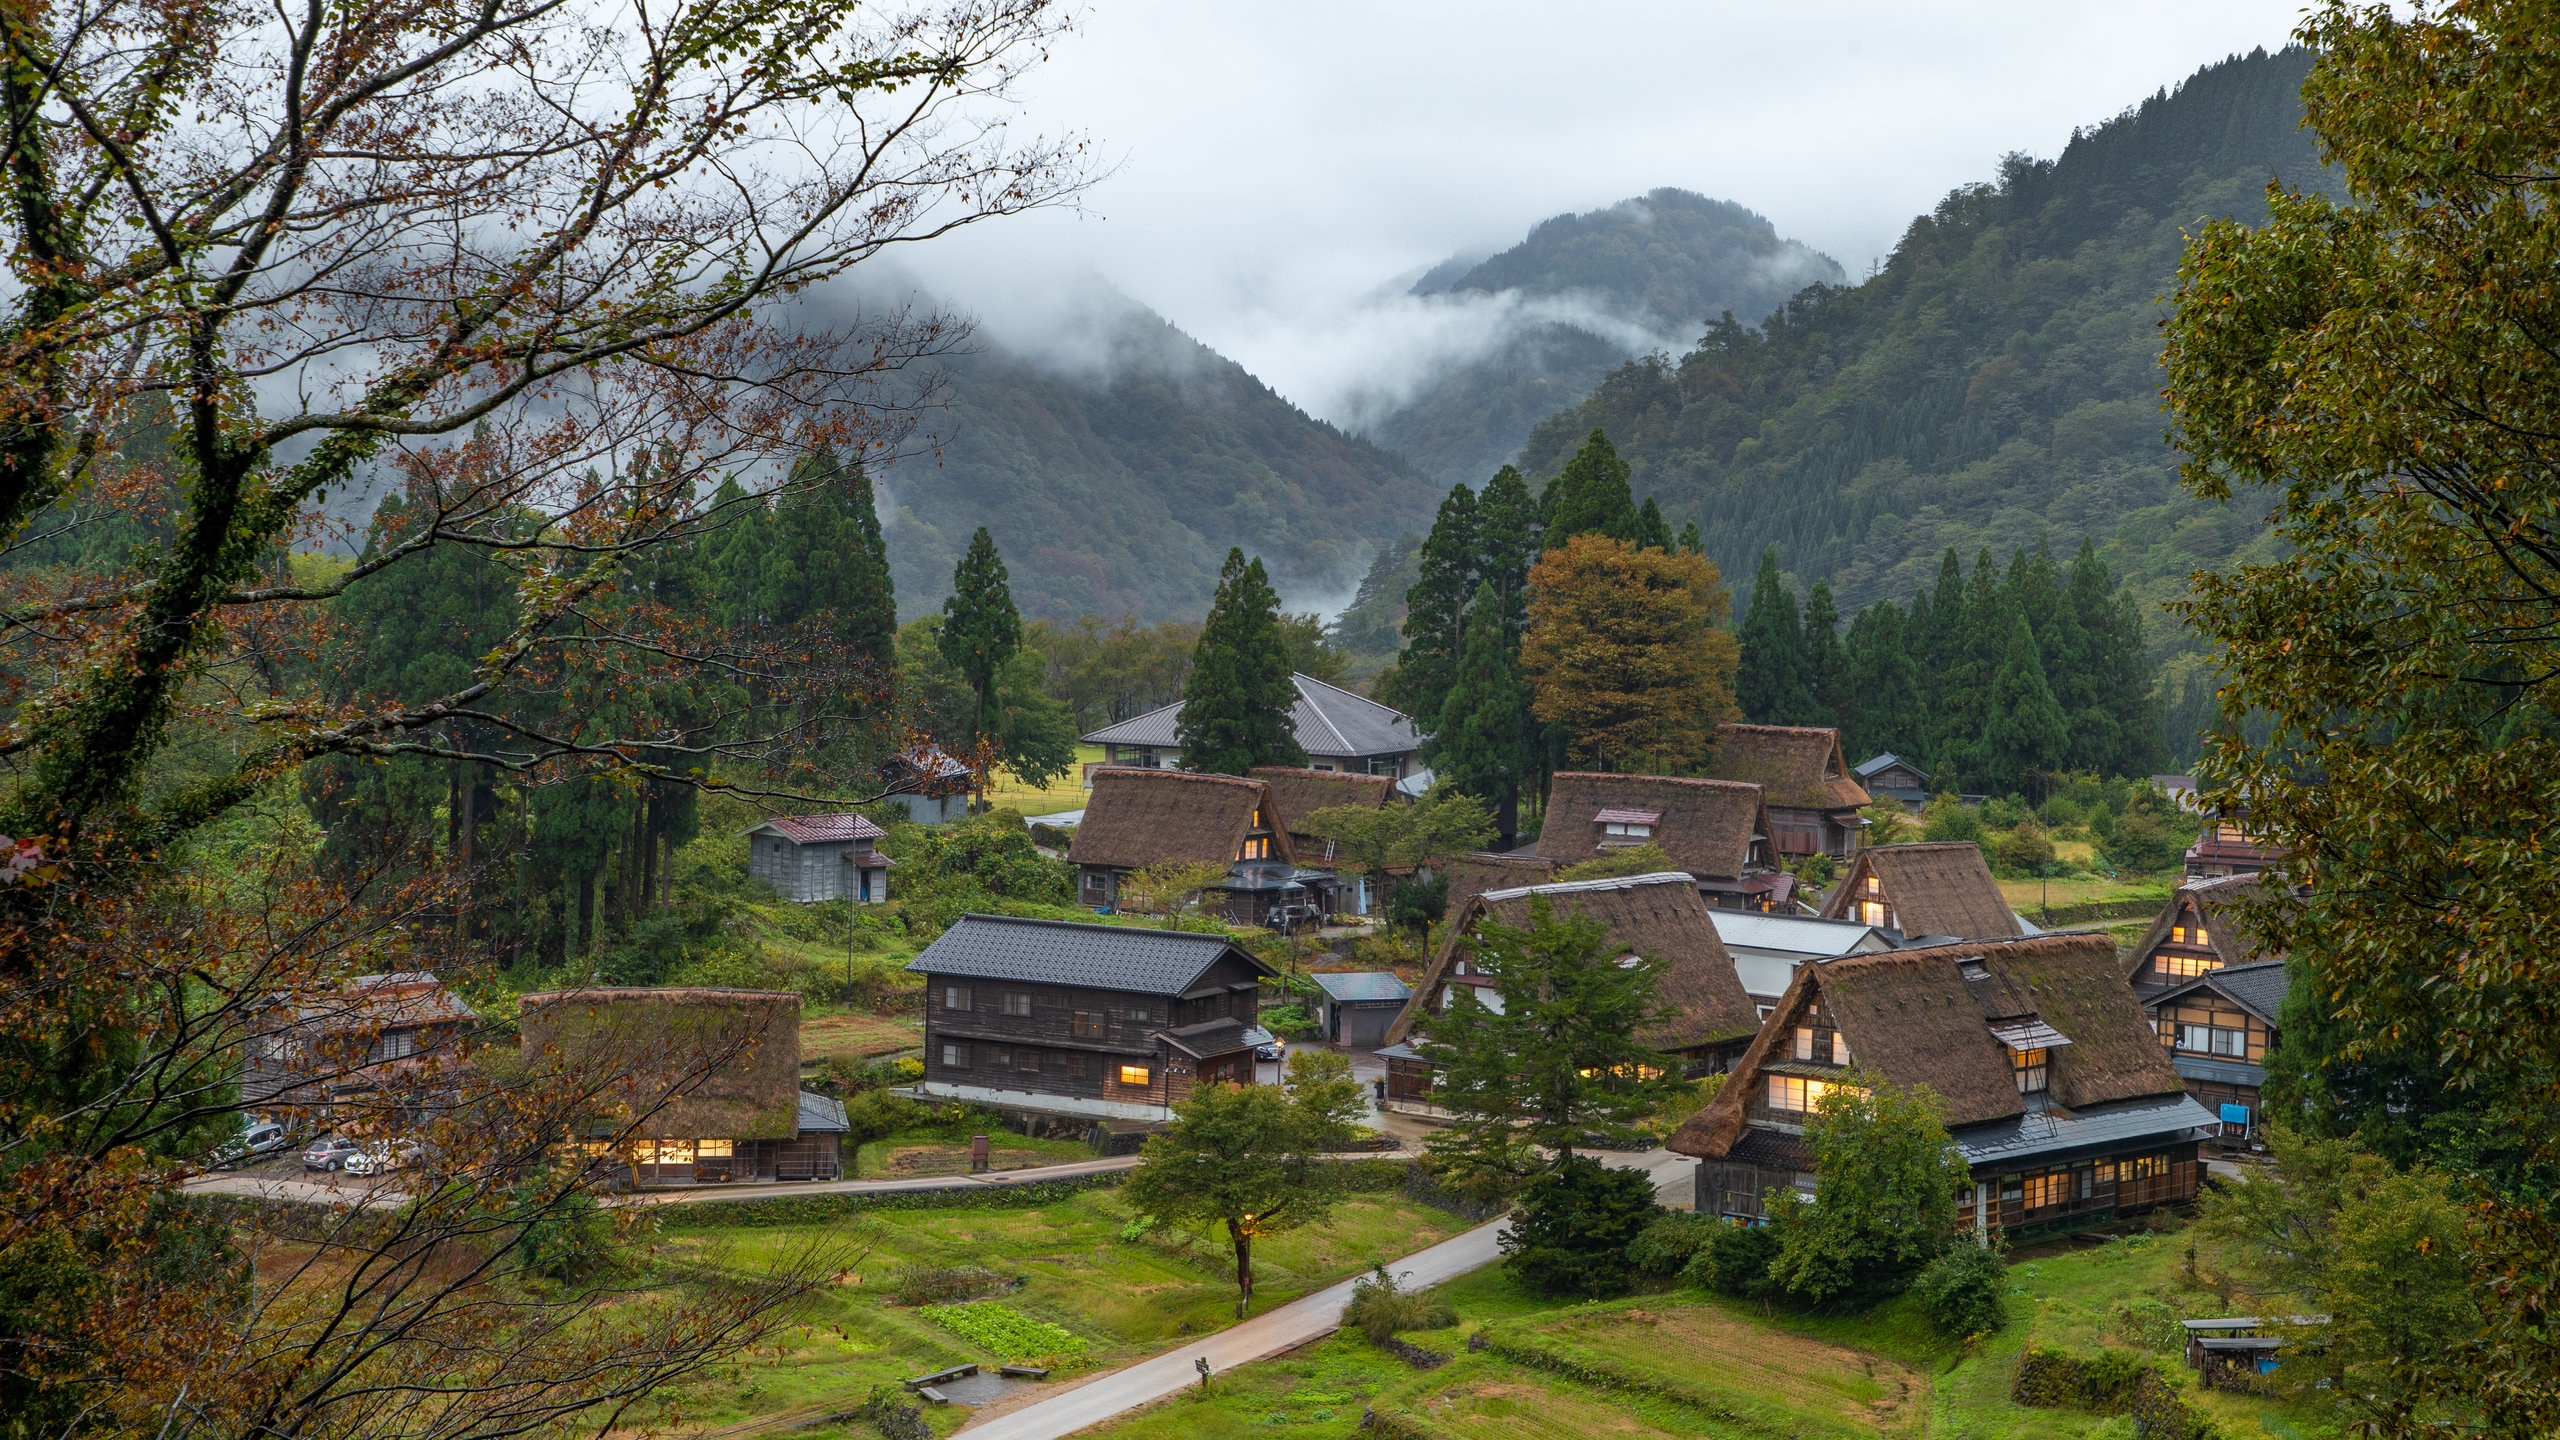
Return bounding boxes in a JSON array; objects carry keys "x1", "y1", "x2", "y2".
[
  {"x1": 2123, "y1": 873, "x2": 2291, "y2": 980},
  {"x1": 1818, "y1": 842, "x2": 2023, "y2": 939},
  {"x1": 1703, "y1": 724, "x2": 1871, "y2": 811},
  {"x1": 1443, "y1": 850, "x2": 1557, "y2": 908},
  {"x1": 1668, "y1": 932, "x2": 2185, "y2": 1159},
  {"x1": 1384, "y1": 872, "x2": 1760, "y2": 1053},
  {"x1": 1250, "y1": 766, "x2": 1396, "y2": 862},
  {"x1": 1066, "y1": 769, "x2": 1291, "y2": 871},
  {"x1": 1540, "y1": 773, "x2": 1769, "y2": 882},
  {"x1": 518, "y1": 988, "x2": 804, "y2": 1140}
]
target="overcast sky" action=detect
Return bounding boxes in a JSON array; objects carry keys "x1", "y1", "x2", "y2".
[{"x1": 902, "y1": 1, "x2": 2315, "y2": 423}]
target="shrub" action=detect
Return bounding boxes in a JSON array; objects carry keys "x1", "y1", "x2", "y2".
[
  {"x1": 1626, "y1": 1211, "x2": 1717, "y2": 1281},
  {"x1": 1684, "y1": 1221, "x2": 1780, "y2": 1299},
  {"x1": 1342, "y1": 1264, "x2": 1457, "y2": 1345},
  {"x1": 2100, "y1": 791, "x2": 2195, "y2": 873},
  {"x1": 517, "y1": 1191, "x2": 616, "y2": 1282},
  {"x1": 2109, "y1": 1297, "x2": 2187, "y2": 1352},
  {"x1": 893, "y1": 1263, "x2": 1007, "y2": 1306},
  {"x1": 1912, "y1": 1244, "x2": 2008, "y2": 1336},
  {"x1": 853, "y1": 1385, "x2": 930, "y2": 1440},
  {"x1": 1499, "y1": 1156, "x2": 1660, "y2": 1298},
  {"x1": 1258, "y1": 1003, "x2": 1318, "y2": 1039},
  {"x1": 2012, "y1": 1344, "x2": 2151, "y2": 1409},
  {"x1": 1991, "y1": 821, "x2": 2058, "y2": 877},
  {"x1": 1921, "y1": 795, "x2": 1985, "y2": 844}
]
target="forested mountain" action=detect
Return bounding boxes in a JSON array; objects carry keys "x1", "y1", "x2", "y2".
[
  {"x1": 880, "y1": 286, "x2": 1435, "y2": 624},
  {"x1": 1515, "y1": 47, "x2": 2334, "y2": 668},
  {"x1": 1361, "y1": 190, "x2": 1843, "y2": 486}
]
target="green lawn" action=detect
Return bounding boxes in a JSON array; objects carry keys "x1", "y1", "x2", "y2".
[
  {"x1": 628, "y1": 1184, "x2": 1474, "y2": 1436},
  {"x1": 852, "y1": 1127, "x2": 1096, "y2": 1179},
  {"x1": 1085, "y1": 1219, "x2": 2339, "y2": 1440}
]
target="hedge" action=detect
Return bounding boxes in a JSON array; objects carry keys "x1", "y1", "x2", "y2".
[{"x1": 2011, "y1": 1344, "x2": 2219, "y2": 1440}]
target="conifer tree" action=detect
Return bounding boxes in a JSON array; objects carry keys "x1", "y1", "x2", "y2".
[
  {"x1": 1541, "y1": 430, "x2": 1640, "y2": 549},
  {"x1": 1736, "y1": 549, "x2": 1818, "y2": 726},
  {"x1": 1381, "y1": 483, "x2": 1477, "y2": 724},
  {"x1": 1803, "y1": 580, "x2": 1848, "y2": 730},
  {"x1": 1473, "y1": 466, "x2": 1541, "y2": 635},
  {"x1": 940, "y1": 527, "x2": 1022, "y2": 740},
  {"x1": 1981, "y1": 612, "x2": 2069, "y2": 797},
  {"x1": 1914, "y1": 547, "x2": 1966, "y2": 675},
  {"x1": 1842, "y1": 601, "x2": 1929, "y2": 764},
  {"x1": 1929, "y1": 549, "x2": 2009, "y2": 787},
  {"x1": 1432, "y1": 582, "x2": 1535, "y2": 842},
  {"x1": 763, "y1": 447, "x2": 898, "y2": 671},
  {"x1": 1635, "y1": 496, "x2": 1672, "y2": 552},
  {"x1": 1677, "y1": 520, "x2": 1703, "y2": 556},
  {"x1": 1182, "y1": 548, "x2": 1307, "y2": 775}
]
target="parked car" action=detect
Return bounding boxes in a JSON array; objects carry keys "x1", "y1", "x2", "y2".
[
  {"x1": 300, "y1": 1136, "x2": 361, "y2": 1172},
  {"x1": 342, "y1": 1139, "x2": 423, "y2": 1177},
  {"x1": 212, "y1": 1118, "x2": 292, "y2": 1169},
  {"x1": 1255, "y1": 1037, "x2": 1286, "y2": 1063}
]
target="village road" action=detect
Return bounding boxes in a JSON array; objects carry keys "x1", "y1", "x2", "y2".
[{"x1": 953, "y1": 1217, "x2": 1508, "y2": 1440}]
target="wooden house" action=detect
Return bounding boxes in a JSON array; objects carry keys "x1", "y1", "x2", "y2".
[
  {"x1": 1853, "y1": 753, "x2": 1931, "y2": 813},
  {"x1": 743, "y1": 813, "x2": 891, "y2": 904},
  {"x1": 1442, "y1": 850, "x2": 1558, "y2": 909},
  {"x1": 243, "y1": 971, "x2": 477, "y2": 1110},
  {"x1": 517, "y1": 987, "x2": 848, "y2": 1186},
  {"x1": 1532, "y1": 773, "x2": 1786, "y2": 910},
  {"x1": 1375, "y1": 872, "x2": 1767, "y2": 1112},
  {"x1": 1308, "y1": 970, "x2": 1413, "y2": 1048},
  {"x1": 877, "y1": 747, "x2": 972, "y2": 826},
  {"x1": 905, "y1": 914, "x2": 1278, "y2": 1122},
  {"x1": 2124, "y1": 874, "x2": 2282, "y2": 997},
  {"x1": 1702, "y1": 724, "x2": 1873, "y2": 861},
  {"x1": 2143, "y1": 960, "x2": 2285, "y2": 1144},
  {"x1": 1817, "y1": 841, "x2": 2027, "y2": 940},
  {"x1": 1669, "y1": 932, "x2": 2216, "y2": 1240},
  {"x1": 1066, "y1": 769, "x2": 1311, "y2": 926},
  {"x1": 2184, "y1": 816, "x2": 2285, "y2": 879},
  {"x1": 1250, "y1": 765, "x2": 1400, "y2": 916},
  {"x1": 1706, "y1": 909, "x2": 1900, "y2": 1015},
  {"x1": 1081, "y1": 674, "x2": 1428, "y2": 783}
]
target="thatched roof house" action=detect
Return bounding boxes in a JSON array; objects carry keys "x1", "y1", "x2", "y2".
[
  {"x1": 1250, "y1": 765, "x2": 1397, "y2": 864},
  {"x1": 1669, "y1": 932, "x2": 2214, "y2": 1240},
  {"x1": 1818, "y1": 841, "x2": 2025, "y2": 939},
  {"x1": 1702, "y1": 724, "x2": 1871, "y2": 860},
  {"x1": 518, "y1": 987, "x2": 806, "y2": 1141},
  {"x1": 1382, "y1": 872, "x2": 1763, "y2": 1072},
  {"x1": 2124, "y1": 873, "x2": 2289, "y2": 996},
  {"x1": 1441, "y1": 850, "x2": 1558, "y2": 909},
  {"x1": 1533, "y1": 773, "x2": 1781, "y2": 909},
  {"x1": 1066, "y1": 769, "x2": 1307, "y2": 924}
]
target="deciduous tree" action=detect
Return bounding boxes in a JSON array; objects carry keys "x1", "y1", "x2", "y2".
[
  {"x1": 1121, "y1": 1051, "x2": 1366, "y2": 1316},
  {"x1": 1520, "y1": 536, "x2": 1739, "y2": 773},
  {"x1": 1763, "y1": 1077, "x2": 1970, "y2": 1306}
]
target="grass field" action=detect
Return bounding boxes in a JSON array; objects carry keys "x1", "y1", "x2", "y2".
[
  {"x1": 979, "y1": 744, "x2": 1102, "y2": 819},
  {"x1": 1996, "y1": 871, "x2": 2178, "y2": 913},
  {"x1": 852, "y1": 1128, "x2": 1095, "y2": 1178},
  {"x1": 631, "y1": 1183, "x2": 1473, "y2": 1437},
  {"x1": 799, "y1": 1008, "x2": 923, "y2": 1063},
  {"x1": 1083, "y1": 1217, "x2": 2336, "y2": 1440}
]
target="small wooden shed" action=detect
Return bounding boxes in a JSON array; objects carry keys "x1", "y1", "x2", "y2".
[{"x1": 744, "y1": 813, "x2": 890, "y2": 904}]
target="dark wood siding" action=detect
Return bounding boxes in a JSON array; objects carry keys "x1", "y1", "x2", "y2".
[{"x1": 913, "y1": 951, "x2": 1265, "y2": 1109}]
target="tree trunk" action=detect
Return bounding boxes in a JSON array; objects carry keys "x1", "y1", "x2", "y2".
[
  {"x1": 455, "y1": 762, "x2": 477, "y2": 870},
  {"x1": 577, "y1": 868, "x2": 596, "y2": 960},
  {"x1": 1228, "y1": 1217, "x2": 1253, "y2": 1318},
  {"x1": 639, "y1": 790, "x2": 659, "y2": 915}
]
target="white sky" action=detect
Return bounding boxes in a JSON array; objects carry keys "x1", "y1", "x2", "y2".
[{"x1": 902, "y1": 1, "x2": 2315, "y2": 423}]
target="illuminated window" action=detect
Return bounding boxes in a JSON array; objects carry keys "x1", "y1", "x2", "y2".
[
  {"x1": 1858, "y1": 900, "x2": 1886, "y2": 926},
  {"x1": 2171, "y1": 925, "x2": 2186, "y2": 943},
  {"x1": 1834, "y1": 1035, "x2": 1851, "y2": 1066},
  {"x1": 651, "y1": 1140, "x2": 697, "y2": 1165},
  {"x1": 2194, "y1": 927, "x2": 2210, "y2": 945},
  {"x1": 1865, "y1": 876, "x2": 1880, "y2": 894},
  {"x1": 2013, "y1": 1046, "x2": 2050, "y2": 1095},
  {"x1": 1794, "y1": 1026, "x2": 1816, "y2": 1061},
  {"x1": 1240, "y1": 836, "x2": 1270, "y2": 859},
  {"x1": 2123, "y1": 1153, "x2": 2169, "y2": 1180},
  {"x1": 697, "y1": 1139, "x2": 733, "y2": 1158},
  {"x1": 1766, "y1": 1075, "x2": 1847, "y2": 1113},
  {"x1": 2094, "y1": 1160, "x2": 2116, "y2": 1184},
  {"x1": 2156, "y1": 951, "x2": 2223, "y2": 979},
  {"x1": 2021, "y1": 1171, "x2": 2069, "y2": 1209},
  {"x1": 1118, "y1": 1064, "x2": 1152, "y2": 1086}
]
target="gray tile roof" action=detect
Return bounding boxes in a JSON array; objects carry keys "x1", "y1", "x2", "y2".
[
  {"x1": 2148, "y1": 958, "x2": 2288, "y2": 1025},
  {"x1": 797, "y1": 1091, "x2": 850, "y2": 1133},
  {"x1": 1952, "y1": 1092, "x2": 2218, "y2": 1167},
  {"x1": 2173, "y1": 1054, "x2": 2268, "y2": 1089},
  {"x1": 1310, "y1": 970, "x2": 1413, "y2": 1004},
  {"x1": 1080, "y1": 674, "x2": 1425, "y2": 759},
  {"x1": 904, "y1": 914, "x2": 1272, "y2": 995},
  {"x1": 1852, "y1": 752, "x2": 1925, "y2": 781},
  {"x1": 1709, "y1": 910, "x2": 1893, "y2": 959}
]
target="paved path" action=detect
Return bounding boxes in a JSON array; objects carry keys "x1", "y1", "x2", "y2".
[{"x1": 955, "y1": 1218, "x2": 1508, "y2": 1440}]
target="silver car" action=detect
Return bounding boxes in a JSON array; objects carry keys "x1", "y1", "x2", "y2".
[{"x1": 300, "y1": 1137, "x2": 360, "y2": 1171}]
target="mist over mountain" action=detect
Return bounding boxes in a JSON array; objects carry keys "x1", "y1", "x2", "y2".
[
  {"x1": 1516, "y1": 46, "x2": 2334, "y2": 666},
  {"x1": 1350, "y1": 190, "x2": 1844, "y2": 486},
  {"x1": 876, "y1": 282, "x2": 1437, "y2": 624}
]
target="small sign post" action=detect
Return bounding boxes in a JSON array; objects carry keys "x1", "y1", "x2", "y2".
[{"x1": 970, "y1": 1133, "x2": 990, "y2": 1173}]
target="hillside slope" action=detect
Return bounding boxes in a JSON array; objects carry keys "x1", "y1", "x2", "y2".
[
  {"x1": 1517, "y1": 47, "x2": 2334, "y2": 657},
  {"x1": 879, "y1": 289, "x2": 1435, "y2": 623},
  {"x1": 1360, "y1": 190, "x2": 1842, "y2": 487}
]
